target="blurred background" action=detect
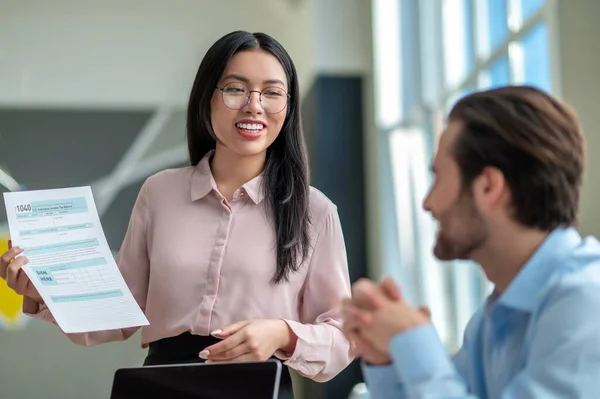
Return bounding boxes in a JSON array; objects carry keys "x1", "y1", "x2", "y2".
[{"x1": 1, "y1": 0, "x2": 599, "y2": 398}]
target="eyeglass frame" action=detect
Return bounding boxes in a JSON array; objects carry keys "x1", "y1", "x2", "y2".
[{"x1": 215, "y1": 83, "x2": 291, "y2": 114}]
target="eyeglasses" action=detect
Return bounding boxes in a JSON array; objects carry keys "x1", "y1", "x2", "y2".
[{"x1": 216, "y1": 82, "x2": 290, "y2": 114}]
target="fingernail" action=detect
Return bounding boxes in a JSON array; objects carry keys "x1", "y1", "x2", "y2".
[
  {"x1": 205, "y1": 360, "x2": 213, "y2": 364},
  {"x1": 198, "y1": 350, "x2": 210, "y2": 359},
  {"x1": 210, "y1": 329, "x2": 222, "y2": 336}
]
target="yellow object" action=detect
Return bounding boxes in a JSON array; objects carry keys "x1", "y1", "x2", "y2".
[{"x1": 0, "y1": 237, "x2": 24, "y2": 327}]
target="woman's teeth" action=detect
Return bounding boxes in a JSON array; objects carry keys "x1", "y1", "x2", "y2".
[{"x1": 236, "y1": 123, "x2": 264, "y2": 132}]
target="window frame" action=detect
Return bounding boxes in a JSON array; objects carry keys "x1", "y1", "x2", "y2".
[{"x1": 372, "y1": 0, "x2": 559, "y2": 351}]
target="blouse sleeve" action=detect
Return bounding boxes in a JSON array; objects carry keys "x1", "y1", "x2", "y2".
[
  {"x1": 22, "y1": 180, "x2": 152, "y2": 346},
  {"x1": 278, "y1": 203, "x2": 354, "y2": 382}
]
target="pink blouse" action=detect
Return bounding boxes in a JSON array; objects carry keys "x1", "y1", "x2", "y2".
[{"x1": 23, "y1": 152, "x2": 353, "y2": 381}]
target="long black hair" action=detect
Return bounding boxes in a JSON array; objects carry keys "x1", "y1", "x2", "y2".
[{"x1": 186, "y1": 31, "x2": 310, "y2": 284}]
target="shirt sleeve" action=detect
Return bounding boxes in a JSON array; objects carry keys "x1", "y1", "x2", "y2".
[
  {"x1": 278, "y1": 204, "x2": 354, "y2": 382},
  {"x1": 361, "y1": 325, "x2": 471, "y2": 399},
  {"x1": 361, "y1": 362, "x2": 406, "y2": 399},
  {"x1": 362, "y1": 278, "x2": 600, "y2": 398},
  {"x1": 22, "y1": 180, "x2": 152, "y2": 347}
]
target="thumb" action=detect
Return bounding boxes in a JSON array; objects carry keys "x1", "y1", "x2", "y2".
[
  {"x1": 210, "y1": 320, "x2": 250, "y2": 337},
  {"x1": 353, "y1": 278, "x2": 386, "y2": 310},
  {"x1": 380, "y1": 276, "x2": 402, "y2": 301}
]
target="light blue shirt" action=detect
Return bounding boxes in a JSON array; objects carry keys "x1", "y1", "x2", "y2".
[{"x1": 362, "y1": 227, "x2": 600, "y2": 398}]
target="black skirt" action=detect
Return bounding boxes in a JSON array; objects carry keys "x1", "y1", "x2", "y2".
[{"x1": 144, "y1": 332, "x2": 295, "y2": 399}]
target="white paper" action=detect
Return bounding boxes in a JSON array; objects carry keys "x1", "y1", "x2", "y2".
[{"x1": 3, "y1": 186, "x2": 149, "y2": 333}]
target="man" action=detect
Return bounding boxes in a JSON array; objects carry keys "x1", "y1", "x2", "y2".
[{"x1": 342, "y1": 85, "x2": 600, "y2": 398}]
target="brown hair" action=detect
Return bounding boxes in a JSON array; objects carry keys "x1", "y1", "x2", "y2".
[{"x1": 448, "y1": 85, "x2": 585, "y2": 230}]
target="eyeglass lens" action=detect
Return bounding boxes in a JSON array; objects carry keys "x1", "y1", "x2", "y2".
[{"x1": 221, "y1": 82, "x2": 287, "y2": 114}]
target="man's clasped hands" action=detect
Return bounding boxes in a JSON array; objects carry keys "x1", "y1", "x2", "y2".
[{"x1": 341, "y1": 277, "x2": 431, "y2": 365}]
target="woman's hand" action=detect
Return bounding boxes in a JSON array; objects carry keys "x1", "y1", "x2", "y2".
[
  {"x1": 199, "y1": 319, "x2": 298, "y2": 363},
  {"x1": 0, "y1": 243, "x2": 43, "y2": 303}
]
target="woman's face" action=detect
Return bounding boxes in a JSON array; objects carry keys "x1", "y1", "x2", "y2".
[{"x1": 210, "y1": 49, "x2": 289, "y2": 158}]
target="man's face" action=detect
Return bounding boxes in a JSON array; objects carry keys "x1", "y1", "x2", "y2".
[{"x1": 423, "y1": 121, "x2": 489, "y2": 261}]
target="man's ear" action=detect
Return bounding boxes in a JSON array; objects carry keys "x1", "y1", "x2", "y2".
[{"x1": 473, "y1": 166, "x2": 507, "y2": 210}]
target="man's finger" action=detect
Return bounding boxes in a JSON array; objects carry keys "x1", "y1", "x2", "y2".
[
  {"x1": 352, "y1": 278, "x2": 379, "y2": 295},
  {"x1": 347, "y1": 335, "x2": 361, "y2": 358},
  {"x1": 352, "y1": 279, "x2": 386, "y2": 310},
  {"x1": 347, "y1": 330, "x2": 377, "y2": 359},
  {"x1": 380, "y1": 276, "x2": 403, "y2": 301},
  {"x1": 352, "y1": 336, "x2": 371, "y2": 356},
  {"x1": 342, "y1": 305, "x2": 373, "y2": 331},
  {"x1": 346, "y1": 328, "x2": 371, "y2": 357},
  {"x1": 341, "y1": 297, "x2": 353, "y2": 307}
]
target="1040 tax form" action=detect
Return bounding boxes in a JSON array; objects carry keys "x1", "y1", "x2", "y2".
[{"x1": 3, "y1": 186, "x2": 149, "y2": 333}]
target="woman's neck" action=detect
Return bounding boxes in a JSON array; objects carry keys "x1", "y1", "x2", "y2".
[{"x1": 210, "y1": 145, "x2": 266, "y2": 201}]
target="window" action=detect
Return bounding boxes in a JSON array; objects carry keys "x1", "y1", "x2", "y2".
[
  {"x1": 520, "y1": 22, "x2": 551, "y2": 92},
  {"x1": 522, "y1": 0, "x2": 546, "y2": 21},
  {"x1": 442, "y1": 0, "x2": 475, "y2": 88},
  {"x1": 483, "y1": 0, "x2": 509, "y2": 55},
  {"x1": 372, "y1": 0, "x2": 555, "y2": 351},
  {"x1": 486, "y1": 53, "x2": 511, "y2": 88},
  {"x1": 389, "y1": 126, "x2": 452, "y2": 345}
]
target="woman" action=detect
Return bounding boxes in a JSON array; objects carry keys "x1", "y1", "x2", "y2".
[{"x1": 0, "y1": 31, "x2": 353, "y2": 398}]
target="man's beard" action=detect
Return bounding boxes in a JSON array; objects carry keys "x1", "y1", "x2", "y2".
[{"x1": 433, "y1": 192, "x2": 488, "y2": 261}]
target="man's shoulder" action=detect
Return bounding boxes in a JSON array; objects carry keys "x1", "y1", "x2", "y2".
[
  {"x1": 537, "y1": 238, "x2": 600, "y2": 317},
  {"x1": 550, "y1": 235, "x2": 600, "y2": 292}
]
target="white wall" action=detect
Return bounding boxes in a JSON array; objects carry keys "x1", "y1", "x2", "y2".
[
  {"x1": 312, "y1": 0, "x2": 373, "y2": 76},
  {"x1": 554, "y1": 0, "x2": 600, "y2": 239},
  {"x1": 0, "y1": 0, "x2": 315, "y2": 108}
]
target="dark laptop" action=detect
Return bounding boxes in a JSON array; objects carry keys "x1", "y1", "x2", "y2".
[{"x1": 110, "y1": 359, "x2": 282, "y2": 399}]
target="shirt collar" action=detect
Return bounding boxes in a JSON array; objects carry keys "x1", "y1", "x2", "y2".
[
  {"x1": 497, "y1": 226, "x2": 582, "y2": 312},
  {"x1": 190, "y1": 150, "x2": 266, "y2": 205}
]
